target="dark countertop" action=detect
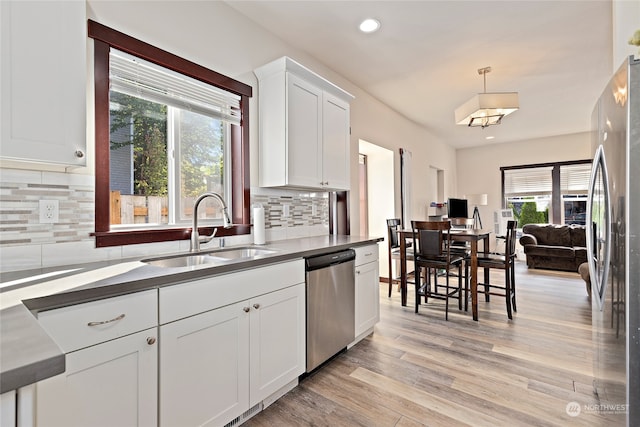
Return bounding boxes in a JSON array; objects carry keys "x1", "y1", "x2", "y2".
[{"x1": 0, "y1": 235, "x2": 382, "y2": 393}]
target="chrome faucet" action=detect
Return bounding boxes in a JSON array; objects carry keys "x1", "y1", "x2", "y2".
[{"x1": 190, "y1": 192, "x2": 232, "y2": 252}]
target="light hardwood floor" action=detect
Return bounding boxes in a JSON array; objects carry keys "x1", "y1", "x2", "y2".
[{"x1": 246, "y1": 261, "x2": 615, "y2": 427}]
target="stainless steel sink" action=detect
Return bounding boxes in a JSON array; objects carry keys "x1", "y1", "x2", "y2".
[
  {"x1": 208, "y1": 247, "x2": 278, "y2": 260},
  {"x1": 142, "y1": 246, "x2": 278, "y2": 268},
  {"x1": 143, "y1": 254, "x2": 227, "y2": 268}
]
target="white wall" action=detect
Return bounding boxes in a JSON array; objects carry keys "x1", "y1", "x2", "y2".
[{"x1": 456, "y1": 132, "x2": 592, "y2": 247}]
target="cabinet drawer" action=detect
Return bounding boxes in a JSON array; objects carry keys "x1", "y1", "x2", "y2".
[
  {"x1": 37, "y1": 290, "x2": 158, "y2": 353},
  {"x1": 354, "y1": 244, "x2": 378, "y2": 266}
]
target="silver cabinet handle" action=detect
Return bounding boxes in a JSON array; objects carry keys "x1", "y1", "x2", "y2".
[
  {"x1": 365, "y1": 252, "x2": 373, "y2": 257},
  {"x1": 253, "y1": 303, "x2": 260, "y2": 309},
  {"x1": 87, "y1": 313, "x2": 125, "y2": 327},
  {"x1": 75, "y1": 150, "x2": 85, "y2": 158},
  {"x1": 356, "y1": 270, "x2": 361, "y2": 274},
  {"x1": 146, "y1": 337, "x2": 156, "y2": 345},
  {"x1": 243, "y1": 307, "x2": 250, "y2": 313}
]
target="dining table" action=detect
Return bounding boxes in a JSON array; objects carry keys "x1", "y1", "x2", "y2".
[{"x1": 398, "y1": 227, "x2": 492, "y2": 321}]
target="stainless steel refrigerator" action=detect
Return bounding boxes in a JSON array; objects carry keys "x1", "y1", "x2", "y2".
[{"x1": 588, "y1": 55, "x2": 639, "y2": 426}]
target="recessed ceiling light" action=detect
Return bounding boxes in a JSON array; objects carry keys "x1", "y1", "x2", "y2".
[
  {"x1": 485, "y1": 136, "x2": 495, "y2": 140},
  {"x1": 359, "y1": 18, "x2": 380, "y2": 33}
]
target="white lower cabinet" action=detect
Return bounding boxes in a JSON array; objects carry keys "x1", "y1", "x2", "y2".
[
  {"x1": 160, "y1": 301, "x2": 249, "y2": 427},
  {"x1": 33, "y1": 289, "x2": 159, "y2": 427},
  {"x1": 1, "y1": 391, "x2": 16, "y2": 427},
  {"x1": 26, "y1": 260, "x2": 307, "y2": 427},
  {"x1": 353, "y1": 244, "x2": 380, "y2": 343},
  {"x1": 159, "y1": 260, "x2": 306, "y2": 427},
  {"x1": 249, "y1": 283, "x2": 305, "y2": 406},
  {"x1": 159, "y1": 284, "x2": 305, "y2": 427},
  {"x1": 35, "y1": 328, "x2": 158, "y2": 427}
]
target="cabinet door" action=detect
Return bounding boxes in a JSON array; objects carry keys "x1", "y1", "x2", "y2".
[
  {"x1": 35, "y1": 328, "x2": 158, "y2": 427},
  {"x1": 160, "y1": 302, "x2": 249, "y2": 427},
  {"x1": 249, "y1": 284, "x2": 305, "y2": 406},
  {"x1": 355, "y1": 261, "x2": 380, "y2": 337},
  {"x1": 1, "y1": 391, "x2": 16, "y2": 427},
  {"x1": 0, "y1": 1, "x2": 86, "y2": 167},
  {"x1": 322, "y1": 92, "x2": 351, "y2": 190},
  {"x1": 286, "y1": 73, "x2": 323, "y2": 188}
]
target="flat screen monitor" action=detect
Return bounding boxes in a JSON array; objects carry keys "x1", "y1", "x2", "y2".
[{"x1": 448, "y1": 198, "x2": 468, "y2": 218}]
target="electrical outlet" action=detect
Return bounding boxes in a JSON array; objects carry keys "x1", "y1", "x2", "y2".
[{"x1": 39, "y1": 200, "x2": 59, "y2": 224}]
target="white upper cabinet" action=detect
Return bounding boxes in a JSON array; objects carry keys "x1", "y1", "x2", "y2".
[
  {"x1": 0, "y1": 0, "x2": 87, "y2": 167},
  {"x1": 255, "y1": 56, "x2": 353, "y2": 191},
  {"x1": 321, "y1": 91, "x2": 351, "y2": 190}
]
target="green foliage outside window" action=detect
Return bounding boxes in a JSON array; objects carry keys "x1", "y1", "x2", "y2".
[
  {"x1": 178, "y1": 110, "x2": 224, "y2": 198},
  {"x1": 509, "y1": 201, "x2": 549, "y2": 227},
  {"x1": 109, "y1": 93, "x2": 225, "y2": 199},
  {"x1": 110, "y1": 92, "x2": 168, "y2": 197}
]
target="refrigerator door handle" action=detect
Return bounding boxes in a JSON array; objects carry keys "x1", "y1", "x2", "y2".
[{"x1": 586, "y1": 144, "x2": 611, "y2": 311}]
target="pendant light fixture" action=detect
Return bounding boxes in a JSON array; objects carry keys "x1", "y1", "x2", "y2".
[{"x1": 454, "y1": 66, "x2": 519, "y2": 128}]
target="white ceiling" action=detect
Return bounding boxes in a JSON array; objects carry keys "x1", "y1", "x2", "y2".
[{"x1": 226, "y1": 0, "x2": 614, "y2": 149}]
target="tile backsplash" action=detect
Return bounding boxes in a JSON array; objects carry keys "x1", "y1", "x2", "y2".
[{"x1": 0, "y1": 168, "x2": 329, "y2": 273}]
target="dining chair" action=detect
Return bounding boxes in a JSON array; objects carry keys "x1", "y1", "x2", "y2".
[
  {"x1": 475, "y1": 220, "x2": 518, "y2": 319},
  {"x1": 386, "y1": 219, "x2": 413, "y2": 297},
  {"x1": 411, "y1": 220, "x2": 465, "y2": 320}
]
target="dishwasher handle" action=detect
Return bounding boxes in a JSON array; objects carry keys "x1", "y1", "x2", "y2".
[{"x1": 305, "y1": 249, "x2": 356, "y2": 271}]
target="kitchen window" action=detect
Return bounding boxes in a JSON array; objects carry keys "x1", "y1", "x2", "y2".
[{"x1": 89, "y1": 21, "x2": 252, "y2": 247}]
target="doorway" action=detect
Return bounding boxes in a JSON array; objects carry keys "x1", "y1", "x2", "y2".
[
  {"x1": 358, "y1": 140, "x2": 394, "y2": 278},
  {"x1": 359, "y1": 154, "x2": 369, "y2": 236}
]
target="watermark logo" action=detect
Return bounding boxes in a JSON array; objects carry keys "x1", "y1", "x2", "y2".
[
  {"x1": 583, "y1": 403, "x2": 629, "y2": 415},
  {"x1": 565, "y1": 401, "x2": 628, "y2": 417},
  {"x1": 566, "y1": 401, "x2": 581, "y2": 417}
]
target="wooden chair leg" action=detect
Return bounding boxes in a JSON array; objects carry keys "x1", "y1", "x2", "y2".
[
  {"x1": 457, "y1": 264, "x2": 463, "y2": 311},
  {"x1": 484, "y1": 272, "x2": 490, "y2": 302},
  {"x1": 444, "y1": 273, "x2": 449, "y2": 321},
  {"x1": 388, "y1": 258, "x2": 392, "y2": 297},
  {"x1": 464, "y1": 261, "x2": 469, "y2": 312},
  {"x1": 415, "y1": 266, "x2": 421, "y2": 313},
  {"x1": 510, "y1": 262, "x2": 517, "y2": 312},
  {"x1": 505, "y1": 269, "x2": 513, "y2": 320}
]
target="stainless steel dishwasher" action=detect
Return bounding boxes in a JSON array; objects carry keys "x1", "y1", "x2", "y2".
[{"x1": 305, "y1": 249, "x2": 356, "y2": 372}]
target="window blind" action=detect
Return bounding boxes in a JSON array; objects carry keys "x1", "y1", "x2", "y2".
[
  {"x1": 504, "y1": 167, "x2": 553, "y2": 196},
  {"x1": 560, "y1": 164, "x2": 591, "y2": 194},
  {"x1": 109, "y1": 49, "x2": 241, "y2": 124}
]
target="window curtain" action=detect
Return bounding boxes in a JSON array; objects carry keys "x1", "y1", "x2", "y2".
[{"x1": 109, "y1": 49, "x2": 241, "y2": 124}]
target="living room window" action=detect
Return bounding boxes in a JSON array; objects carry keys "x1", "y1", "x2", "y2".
[
  {"x1": 503, "y1": 166, "x2": 552, "y2": 227},
  {"x1": 501, "y1": 160, "x2": 591, "y2": 227},
  {"x1": 89, "y1": 21, "x2": 252, "y2": 247},
  {"x1": 560, "y1": 163, "x2": 591, "y2": 225}
]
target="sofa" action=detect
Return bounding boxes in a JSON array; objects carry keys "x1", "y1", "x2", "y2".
[{"x1": 519, "y1": 224, "x2": 587, "y2": 272}]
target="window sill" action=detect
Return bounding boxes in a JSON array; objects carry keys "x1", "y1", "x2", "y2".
[{"x1": 92, "y1": 224, "x2": 252, "y2": 248}]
